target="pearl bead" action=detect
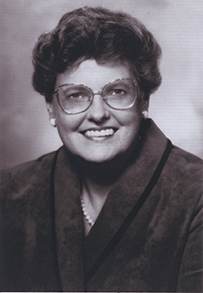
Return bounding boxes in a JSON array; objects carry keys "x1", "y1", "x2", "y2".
[{"x1": 81, "y1": 195, "x2": 94, "y2": 226}]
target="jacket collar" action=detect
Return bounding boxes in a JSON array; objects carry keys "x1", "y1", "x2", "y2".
[{"x1": 54, "y1": 119, "x2": 168, "y2": 290}]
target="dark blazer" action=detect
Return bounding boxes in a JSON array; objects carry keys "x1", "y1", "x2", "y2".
[{"x1": 0, "y1": 119, "x2": 203, "y2": 292}]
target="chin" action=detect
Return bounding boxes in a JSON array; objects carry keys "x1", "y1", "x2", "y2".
[
  {"x1": 82, "y1": 155, "x2": 113, "y2": 164},
  {"x1": 75, "y1": 150, "x2": 115, "y2": 163},
  {"x1": 79, "y1": 148, "x2": 128, "y2": 164}
]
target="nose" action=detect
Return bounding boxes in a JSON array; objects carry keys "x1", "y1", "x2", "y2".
[{"x1": 86, "y1": 94, "x2": 110, "y2": 122}]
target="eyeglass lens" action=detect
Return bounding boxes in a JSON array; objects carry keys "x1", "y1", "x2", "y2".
[{"x1": 57, "y1": 79, "x2": 136, "y2": 114}]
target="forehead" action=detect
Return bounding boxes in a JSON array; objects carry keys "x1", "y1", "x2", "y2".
[{"x1": 55, "y1": 59, "x2": 134, "y2": 90}]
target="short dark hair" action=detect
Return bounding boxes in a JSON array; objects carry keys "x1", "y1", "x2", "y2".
[{"x1": 32, "y1": 6, "x2": 162, "y2": 102}]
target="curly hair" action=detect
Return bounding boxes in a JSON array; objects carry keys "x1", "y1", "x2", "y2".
[{"x1": 32, "y1": 6, "x2": 162, "y2": 102}]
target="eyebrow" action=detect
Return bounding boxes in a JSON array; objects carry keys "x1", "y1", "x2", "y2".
[{"x1": 55, "y1": 78, "x2": 137, "y2": 91}]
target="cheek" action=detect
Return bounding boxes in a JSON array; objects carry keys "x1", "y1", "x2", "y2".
[
  {"x1": 119, "y1": 110, "x2": 143, "y2": 145},
  {"x1": 117, "y1": 106, "x2": 142, "y2": 128},
  {"x1": 55, "y1": 104, "x2": 81, "y2": 129},
  {"x1": 56, "y1": 118, "x2": 81, "y2": 152},
  {"x1": 55, "y1": 111, "x2": 84, "y2": 139}
]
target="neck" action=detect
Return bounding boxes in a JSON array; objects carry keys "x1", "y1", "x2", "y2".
[
  {"x1": 79, "y1": 147, "x2": 135, "y2": 186},
  {"x1": 79, "y1": 136, "x2": 141, "y2": 199}
]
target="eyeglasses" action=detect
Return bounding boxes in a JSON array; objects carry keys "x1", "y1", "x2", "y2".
[{"x1": 53, "y1": 78, "x2": 137, "y2": 114}]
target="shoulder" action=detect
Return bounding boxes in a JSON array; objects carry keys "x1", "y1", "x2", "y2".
[
  {"x1": 0, "y1": 151, "x2": 56, "y2": 180},
  {"x1": 167, "y1": 144, "x2": 203, "y2": 179},
  {"x1": 162, "y1": 144, "x2": 203, "y2": 208},
  {"x1": 144, "y1": 119, "x2": 202, "y2": 192},
  {"x1": 0, "y1": 150, "x2": 57, "y2": 201}
]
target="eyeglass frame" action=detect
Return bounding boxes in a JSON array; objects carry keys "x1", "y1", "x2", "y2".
[{"x1": 53, "y1": 78, "x2": 138, "y2": 115}]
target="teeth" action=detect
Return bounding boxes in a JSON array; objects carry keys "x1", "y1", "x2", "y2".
[{"x1": 85, "y1": 128, "x2": 114, "y2": 137}]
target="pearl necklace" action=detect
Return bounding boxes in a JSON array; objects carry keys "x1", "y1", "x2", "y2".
[{"x1": 81, "y1": 195, "x2": 95, "y2": 226}]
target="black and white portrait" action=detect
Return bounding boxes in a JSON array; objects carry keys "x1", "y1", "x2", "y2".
[{"x1": 0, "y1": 1, "x2": 202, "y2": 292}]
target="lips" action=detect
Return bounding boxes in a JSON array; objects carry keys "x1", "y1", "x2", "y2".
[{"x1": 83, "y1": 128, "x2": 117, "y2": 138}]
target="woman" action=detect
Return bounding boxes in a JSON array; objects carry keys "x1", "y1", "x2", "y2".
[{"x1": 0, "y1": 6, "x2": 202, "y2": 292}]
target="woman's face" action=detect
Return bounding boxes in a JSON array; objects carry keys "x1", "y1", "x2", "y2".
[{"x1": 47, "y1": 59, "x2": 148, "y2": 163}]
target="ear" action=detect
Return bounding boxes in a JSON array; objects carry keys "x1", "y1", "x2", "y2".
[
  {"x1": 139, "y1": 97, "x2": 149, "y2": 112},
  {"x1": 143, "y1": 99, "x2": 149, "y2": 112},
  {"x1": 141, "y1": 99, "x2": 149, "y2": 120},
  {"x1": 46, "y1": 102, "x2": 55, "y2": 119},
  {"x1": 46, "y1": 102, "x2": 57, "y2": 127}
]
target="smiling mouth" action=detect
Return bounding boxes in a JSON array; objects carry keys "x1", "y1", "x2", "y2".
[{"x1": 83, "y1": 128, "x2": 116, "y2": 138}]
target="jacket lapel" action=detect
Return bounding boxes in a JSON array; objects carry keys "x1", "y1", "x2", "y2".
[
  {"x1": 84, "y1": 119, "x2": 168, "y2": 278},
  {"x1": 54, "y1": 147, "x2": 85, "y2": 291}
]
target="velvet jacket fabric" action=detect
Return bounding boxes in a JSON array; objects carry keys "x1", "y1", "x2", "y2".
[{"x1": 0, "y1": 119, "x2": 203, "y2": 292}]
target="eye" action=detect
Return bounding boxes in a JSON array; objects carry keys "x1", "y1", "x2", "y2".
[
  {"x1": 110, "y1": 88, "x2": 126, "y2": 96},
  {"x1": 68, "y1": 92, "x2": 85, "y2": 99},
  {"x1": 62, "y1": 86, "x2": 91, "y2": 101}
]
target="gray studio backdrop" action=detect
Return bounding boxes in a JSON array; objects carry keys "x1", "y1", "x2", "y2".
[{"x1": 0, "y1": 0, "x2": 203, "y2": 169}]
